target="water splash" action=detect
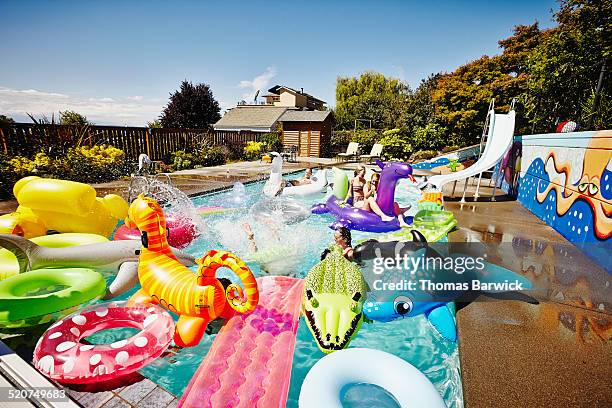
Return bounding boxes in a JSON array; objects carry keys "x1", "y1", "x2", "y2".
[{"x1": 128, "y1": 175, "x2": 205, "y2": 234}]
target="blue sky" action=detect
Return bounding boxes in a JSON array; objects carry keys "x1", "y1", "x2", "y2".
[{"x1": 0, "y1": 0, "x2": 558, "y2": 125}]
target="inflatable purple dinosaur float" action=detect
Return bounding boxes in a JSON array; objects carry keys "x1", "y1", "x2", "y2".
[{"x1": 312, "y1": 160, "x2": 414, "y2": 232}]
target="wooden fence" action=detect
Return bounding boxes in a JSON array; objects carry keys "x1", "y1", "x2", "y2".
[{"x1": 0, "y1": 123, "x2": 261, "y2": 162}]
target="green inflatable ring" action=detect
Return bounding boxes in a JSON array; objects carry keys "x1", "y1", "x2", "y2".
[
  {"x1": 0, "y1": 268, "x2": 106, "y2": 328},
  {"x1": 332, "y1": 168, "x2": 348, "y2": 200}
]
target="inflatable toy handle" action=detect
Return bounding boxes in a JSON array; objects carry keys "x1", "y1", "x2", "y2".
[{"x1": 198, "y1": 250, "x2": 259, "y2": 314}]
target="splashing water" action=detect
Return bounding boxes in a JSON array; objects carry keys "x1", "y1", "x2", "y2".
[{"x1": 128, "y1": 176, "x2": 206, "y2": 234}]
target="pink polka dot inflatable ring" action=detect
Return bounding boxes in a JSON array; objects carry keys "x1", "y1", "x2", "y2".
[{"x1": 34, "y1": 301, "x2": 174, "y2": 384}]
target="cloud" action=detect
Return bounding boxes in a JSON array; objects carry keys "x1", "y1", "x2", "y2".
[
  {"x1": 0, "y1": 86, "x2": 163, "y2": 125},
  {"x1": 238, "y1": 66, "x2": 277, "y2": 101}
]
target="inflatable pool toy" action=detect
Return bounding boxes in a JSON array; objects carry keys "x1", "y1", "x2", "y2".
[
  {"x1": 113, "y1": 215, "x2": 197, "y2": 249},
  {"x1": 0, "y1": 268, "x2": 106, "y2": 329},
  {"x1": 299, "y1": 348, "x2": 446, "y2": 408},
  {"x1": 354, "y1": 230, "x2": 430, "y2": 262},
  {"x1": 263, "y1": 153, "x2": 283, "y2": 197},
  {"x1": 302, "y1": 245, "x2": 368, "y2": 353},
  {"x1": 0, "y1": 234, "x2": 196, "y2": 299},
  {"x1": 420, "y1": 191, "x2": 444, "y2": 206},
  {"x1": 331, "y1": 167, "x2": 348, "y2": 200},
  {"x1": 196, "y1": 205, "x2": 237, "y2": 217},
  {"x1": 281, "y1": 169, "x2": 328, "y2": 197},
  {"x1": 373, "y1": 210, "x2": 457, "y2": 243},
  {"x1": 363, "y1": 250, "x2": 533, "y2": 342},
  {"x1": 0, "y1": 233, "x2": 108, "y2": 281},
  {"x1": 0, "y1": 176, "x2": 128, "y2": 239},
  {"x1": 180, "y1": 276, "x2": 304, "y2": 408},
  {"x1": 126, "y1": 195, "x2": 258, "y2": 347},
  {"x1": 34, "y1": 301, "x2": 174, "y2": 383},
  {"x1": 312, "y1": 160, "x2": 414, "y2": 232},
  {"x1": 0, "y1": 206, "x2": 47, "y2": 238},
  {"x1": 250, "y1": 197, "x2": 311, "y2": 225}
]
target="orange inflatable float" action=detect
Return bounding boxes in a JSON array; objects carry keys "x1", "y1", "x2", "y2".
[{"x1": 125, "y1": 194, "x2": 259, "y2": 347}]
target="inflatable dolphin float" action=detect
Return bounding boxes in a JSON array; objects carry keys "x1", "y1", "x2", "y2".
[
  {"x1": 357, "y1": 236, "x2": 535, "y2": 342},
  {"x1": 0, "y1": 234, "x2": 196, "y2": 299}
]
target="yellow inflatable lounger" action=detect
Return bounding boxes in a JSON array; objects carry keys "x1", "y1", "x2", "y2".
[
  {"x1": 0, "y1": 233, "x2": 109, "y2": 281},
  {"x1": 0, "y1": 176, "x2": 128, "y2": 238}
]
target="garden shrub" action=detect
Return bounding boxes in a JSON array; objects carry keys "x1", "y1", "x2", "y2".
[
  {"x1": 170, "y1": 150, "x2": 195, "y2": 171},
  {"x1": 378, "y1": 133, "x2": 412, "y2": 161},
  {"x1": 196, "y1": 146, "x2": 226, "y2": 167},
  {"x1": 66, "y1": 144, "x2": 127, "y2": 182},
  {"x1": 260, "y1": 132, "x2": 283, "y2": 152},
  {"x1": 244, "y1": 141, "x2": 264, "y2": 160}
]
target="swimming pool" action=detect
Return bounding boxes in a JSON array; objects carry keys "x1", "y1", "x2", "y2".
[{"x1": 99, "y1": 169, "x2": 464, "y2": 407}]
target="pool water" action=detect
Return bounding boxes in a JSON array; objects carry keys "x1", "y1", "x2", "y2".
[{"x1": 104, "y1": 169, "x2": 464, "y2": 407}]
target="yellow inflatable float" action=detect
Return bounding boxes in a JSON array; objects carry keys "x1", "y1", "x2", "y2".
[{"x1": 0, "y1": 177, "x2": 128, "y2": 238}]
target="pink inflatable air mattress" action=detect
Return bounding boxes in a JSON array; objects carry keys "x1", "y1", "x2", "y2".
[{"x1": 179, "y1": 276, "x2": 304, "y2": 408}]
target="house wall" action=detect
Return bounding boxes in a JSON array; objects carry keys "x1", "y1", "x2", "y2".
[
  {"x1": 509, "y1": 130, "x2": 612, "y2": 271},
  {"x1": 275, "y1": 91, "x2": 307, "y2": 108}
]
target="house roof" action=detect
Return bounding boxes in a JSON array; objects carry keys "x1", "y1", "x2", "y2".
[
  {"x1": 279, "y1": 110, "x2": 332, "y2": 122},
  {"x1": 213, "y1": 106, "x2": 289, "y2": 131},
  {"x1": 267, "y1": 85, "x2": 326, "y2": 104}
]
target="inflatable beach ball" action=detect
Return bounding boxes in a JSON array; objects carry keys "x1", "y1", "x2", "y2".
[{"x1": 556, "y1": 121, "x2": 578, "y2": 133}]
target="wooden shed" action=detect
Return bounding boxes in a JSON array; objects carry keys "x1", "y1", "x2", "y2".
[{"x1": 279, "y1": 110, "x2": 333, "y2": 158}]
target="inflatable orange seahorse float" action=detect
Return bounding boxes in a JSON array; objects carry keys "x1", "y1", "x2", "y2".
[{"x1": 125, "y1": 194, "x2": 258, "y2": 347}]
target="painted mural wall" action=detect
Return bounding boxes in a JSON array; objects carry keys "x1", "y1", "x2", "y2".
[{"x1": 513, "y1": 130, "x2": 612, "y2": 272}]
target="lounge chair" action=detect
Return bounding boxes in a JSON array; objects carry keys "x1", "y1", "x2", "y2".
[
  {"x1": 336, "y1": 142, "x2": 359, "y2": 162},
  {"x1": 360, "y1": 143, "x2": 383, "y2": 163}
]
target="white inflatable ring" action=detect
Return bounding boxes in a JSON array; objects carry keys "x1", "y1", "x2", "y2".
[
  {"x1": 34, "y1": 301, "x2": 174, "y2": 384},
  {"x1": 281, "y1": 169, "x2": 328, "y2": 197},
  {"x1": 299, "y1": 348, "x2": 446, "y2": 408}
]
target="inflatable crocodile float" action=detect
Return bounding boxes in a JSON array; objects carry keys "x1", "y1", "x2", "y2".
[{"x1": 302, "y1": 244, "x2": 368, "y2": 353}]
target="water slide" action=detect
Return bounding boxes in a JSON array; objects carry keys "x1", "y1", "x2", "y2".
[
  {"x1": 179, "y1": 276, "x2": 304, "y2": 408},
  {"x1": 428, "y1": 109, "x2": 516, "y2": 190}
]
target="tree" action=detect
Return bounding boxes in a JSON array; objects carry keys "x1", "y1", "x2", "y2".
[
  {"x1": 0, "y1": 115, "x2": 15, "y2": 125},
  {"x1": 160, "y1": 80, "x2": 221, "y2": 128},
  {"x1": 522, "y1": 0, "x2": 611, "y2": 132},
  {"x1": 147, "y1": 119, "x2": 162, "y2": 128},
  {"x1": 59, "y1": 110, "x2": 91, "y2": 126},
  {"x1": 432, "y1": 23, "x2": 544, "y2": 145},
  {"x1": 334, "y1": 72, "x2": 409, "y2": 130}
]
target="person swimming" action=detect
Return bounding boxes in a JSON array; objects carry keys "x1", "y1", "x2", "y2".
[{"x1": 320, "y1": 226, "x2": 354, "y2": 261}]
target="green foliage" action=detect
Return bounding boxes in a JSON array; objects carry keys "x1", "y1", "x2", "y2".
[
  {"x1": 335, "y1": 72, "x2": 409, "y2": 129},
  {"x1": 170, "y1": 150, "x2": 195, "y2": 171},
  {"x1": 378, "y1": 133, "x2": 412, "y2": 161},
  {"x1": 581, "y1": 89, "x2": 612, "y2": 130},
  {"x1": 198, "y1": 146, "x2": 226, "y2": 167},
  {"x1": 331, "y1": 129, "x2": 382, "y2": 155},
  {"x1": 412, "y1": 123, "x2": 448, "y2": 151},
  {"x1": 521, "y1": 1, "x2": 610, "y2": 132},
  {"x1": 160, "y1": 80, "x2": 221, "y2": 128},
  {"x1": 147, "y1": 120, "x2": 162, "y2": 128},
  {"x1": 244, "y1": 141, "x2": 264, "y2": 160},
  {"x1": 260, "y1": 132, "x2": 283, "y2": 152},
  {"x1": 0, "y1": 145, "x2": 128, "y2": 197},
  {"x1": 65, "y1": 145, "x2": 126, "y2": 183},
  {"x1": 60, "y1": 110, "x2": 92, "y2": 126}
]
